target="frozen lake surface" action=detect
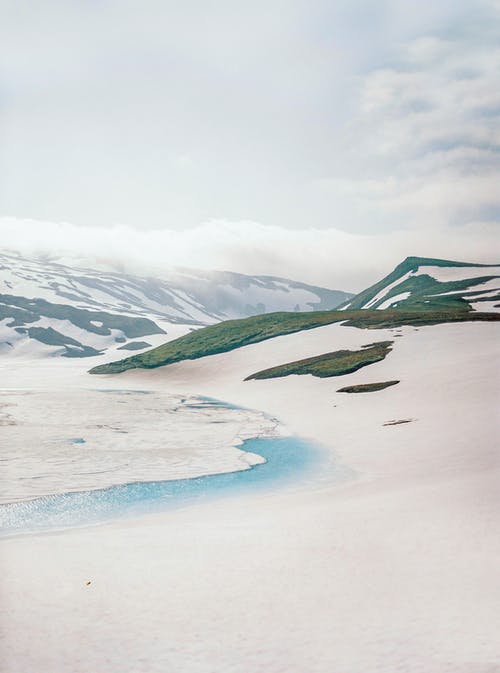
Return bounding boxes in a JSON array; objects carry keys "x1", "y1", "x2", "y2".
[{"x1": 0, "y1": 389, "x2": 279, "y2": 504}]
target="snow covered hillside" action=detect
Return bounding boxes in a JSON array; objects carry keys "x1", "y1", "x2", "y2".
[
  {"x1": 0, "y1": 253, "x2": 352, "y2": 358},
  {"x1": 341, "y1": 256, "x2": 500, "y2": 312}
]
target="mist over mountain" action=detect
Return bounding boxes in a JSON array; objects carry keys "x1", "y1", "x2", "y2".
[{"x1": 0, "y1": 252, "x2": 352, "y2": 358}]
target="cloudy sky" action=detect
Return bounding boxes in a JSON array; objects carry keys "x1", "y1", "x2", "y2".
[{"x1": 1, "y1": 0, "x2": 499, "y2": 290}]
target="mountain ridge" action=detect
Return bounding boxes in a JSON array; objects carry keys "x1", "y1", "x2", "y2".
[
  {"x1": 0, "y1": 252, "x2": 352, "y2": 358},
  {"x1": 340, "y1": 256, "x2": 500, "y2": 312},
  {"x1": 89, "y1": 255, "x2": 500, "y2": 375}
]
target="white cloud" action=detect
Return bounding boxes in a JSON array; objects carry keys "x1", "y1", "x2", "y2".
[
  {"x1": 1, "y1": 217, "x2": 498, "y2": 292},
  {"x1": 330, "y1": 32, "x2": 500, "y2": 229},
  {"x1": 0, "y1": 1, "x2": 498, "y2": 283},
  {"x1": 1, "y1": 1, "x2": 498, "y2": 235}
]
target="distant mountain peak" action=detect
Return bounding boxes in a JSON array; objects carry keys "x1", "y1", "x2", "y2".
[{"x1": 341, "y1": 257, "x2": 500, "y2": 313}]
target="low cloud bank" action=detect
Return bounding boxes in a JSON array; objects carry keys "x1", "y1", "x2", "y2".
[{"x1": 1, "y1": 217, "x2": 498, "y2": 292}]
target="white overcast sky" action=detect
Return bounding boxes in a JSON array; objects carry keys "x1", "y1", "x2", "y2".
[{"x1": 1, "y1": 0, "x2": 499, "y2": 290}]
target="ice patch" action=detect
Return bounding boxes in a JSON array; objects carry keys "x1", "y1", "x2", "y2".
[
  {"x1": 0, "y1": 390, "x2": 281, "y2": 504},
  {"x1": 415, "y1": 265, "x2": 500, "y2": 283},
  {"x1": 364, "y1": 271, "x2": 414, "y2": 308},
  {"x1": 377, "y1": 291, "x2": 411, "y2": 310}
]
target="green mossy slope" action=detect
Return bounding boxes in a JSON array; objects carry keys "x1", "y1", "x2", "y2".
[
  {"x1": 245, "y1": 341, "x2": 393, "y2": 381},
  {"x1": 90, "y1": 308, "x2": 500, "y2": 375}
]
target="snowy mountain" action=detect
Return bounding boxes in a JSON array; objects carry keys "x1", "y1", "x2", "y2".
[
  {"x1": 0, "y1": 253, "x2": 352, "y2": 358},
  {"x1": 340, "y1": 257, "x2": 500, "y2": 313}
]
